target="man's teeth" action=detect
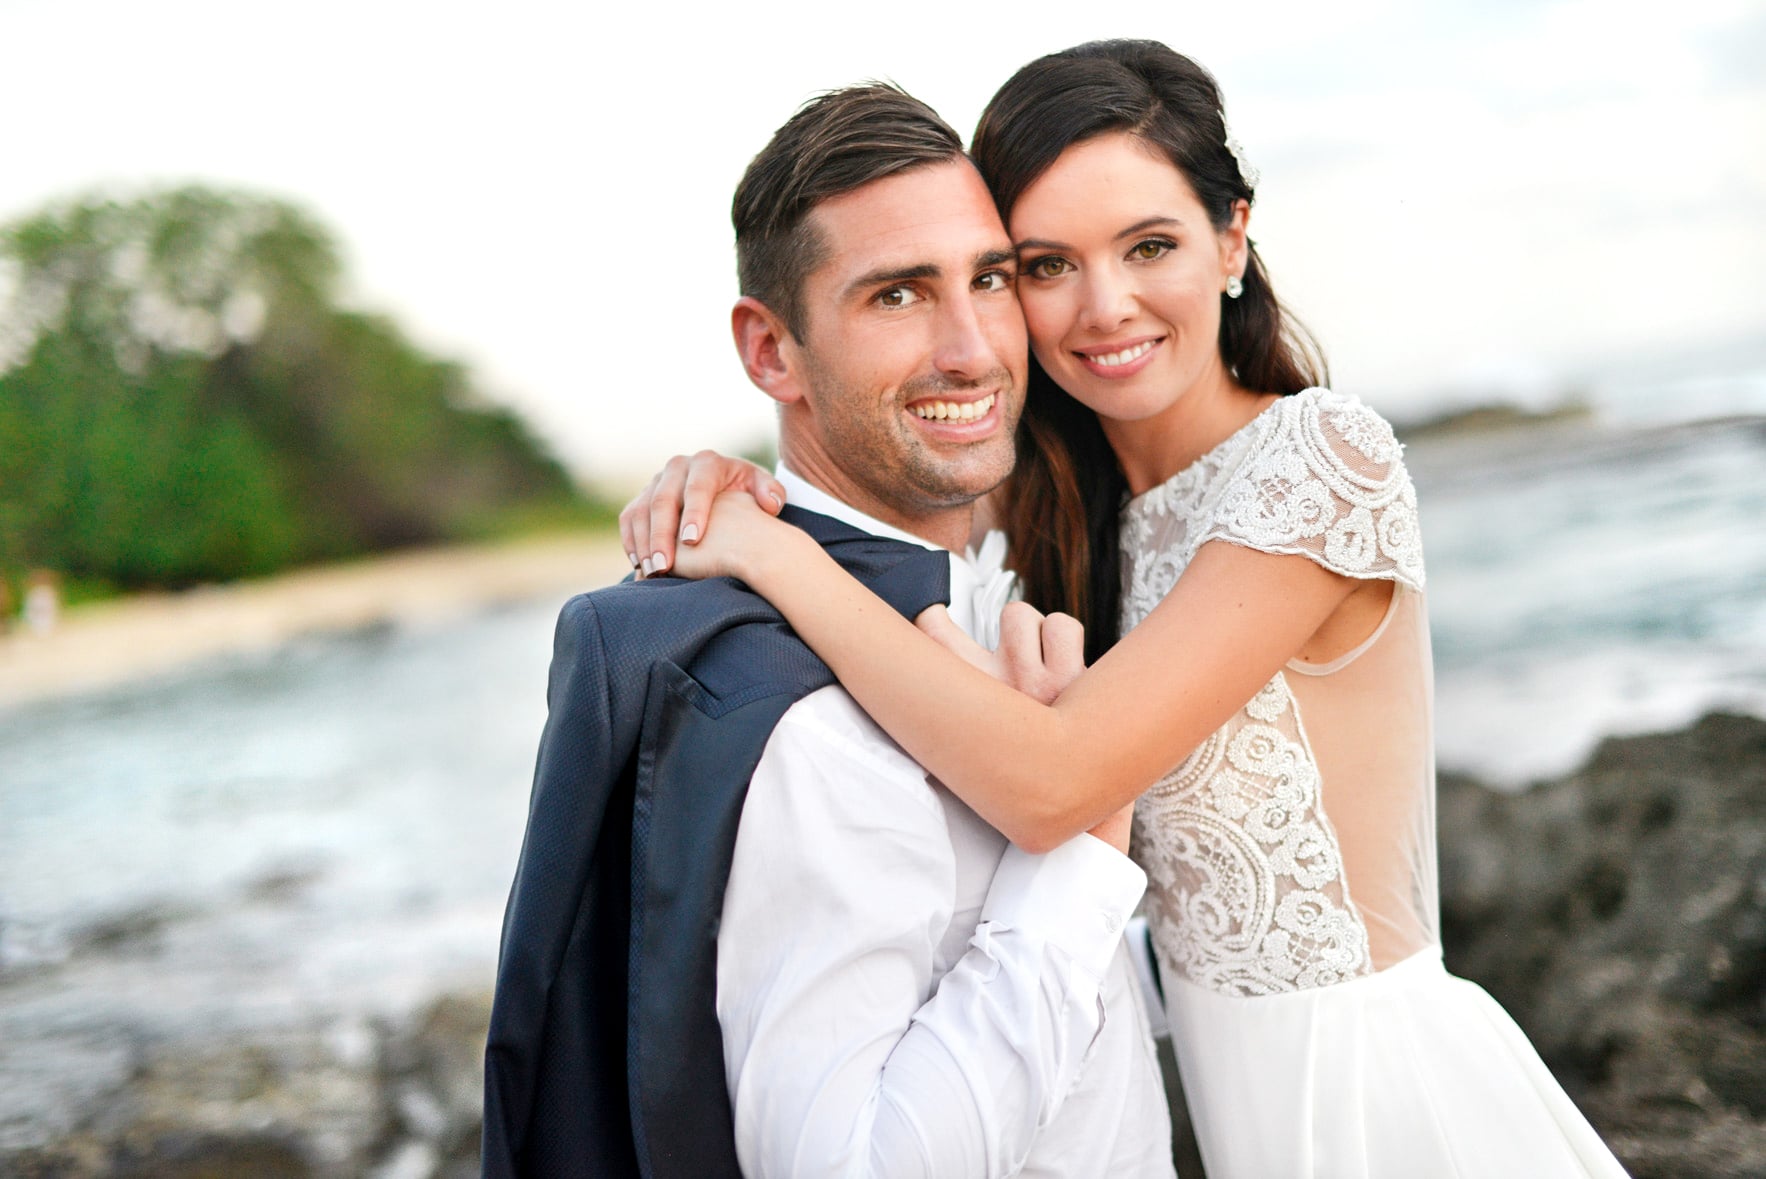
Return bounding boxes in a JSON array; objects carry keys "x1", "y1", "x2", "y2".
[
  {"x1": 1088, "y1": 341, "x2": 1155, "y2": 367},
  {"x1": 909, "y1": 392, "x2": 996, "y2": 422}
]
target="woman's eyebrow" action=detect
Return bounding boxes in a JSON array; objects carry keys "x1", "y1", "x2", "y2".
[
  {"x1": 1015, "y1": 217, "x2": 1185, "y2": 254},
  {"x1": 1114, "y1": 216, "x2": 1182, "y2": 240}
]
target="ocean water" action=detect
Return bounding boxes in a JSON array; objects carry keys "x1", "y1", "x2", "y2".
[
  {"x1": 0, "y1": 607, "x2": 554, "y2": 1147},
  {"x1": 1415, "y1": 412, "x2": 1766, "y2": 783},
  {"x1": 1, "y1": 396, "x2": 1762, "y2": 1146}
]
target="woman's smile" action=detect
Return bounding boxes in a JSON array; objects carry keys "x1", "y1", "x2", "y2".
[{"x1": 1073, "y1": 336, "x2": 1164, "y2": 378}]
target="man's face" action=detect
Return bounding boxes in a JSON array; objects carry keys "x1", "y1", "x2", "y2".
[{"x1": 778, "y1": 158, "x2": 1027, "y2": 534}]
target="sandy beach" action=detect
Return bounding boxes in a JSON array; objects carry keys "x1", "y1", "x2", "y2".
[{"x1": 0, "y1": 532, "x2": 634, "y2": 710}]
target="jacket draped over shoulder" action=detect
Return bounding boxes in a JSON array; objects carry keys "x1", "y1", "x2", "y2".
[{"x1": 481, "y1": 508, "x2": 952, "y2": 1179}]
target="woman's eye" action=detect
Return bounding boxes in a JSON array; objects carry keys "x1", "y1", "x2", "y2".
[
  {"x1": 878, "y1": 286, "x2": 921, "y2": 308},
  {"x1": 1130, "y1": 239, "x2": 1173, "y2": 261},
  {"x1": 1026, "y1": 256, "x2": 1070, "y2": 278}
]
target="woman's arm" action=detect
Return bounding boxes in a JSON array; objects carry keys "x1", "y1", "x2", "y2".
[
  {"x1": 614, "y1": 452, "x2": 1004, "y2": 576},
  {"x1": 673, "y1": 492, "x2": 1359, "y2": 853}
]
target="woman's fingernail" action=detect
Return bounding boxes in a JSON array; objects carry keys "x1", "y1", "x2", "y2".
[
  {"x1": 640, "y1": 557, "x2": 654, "y2": 576},
  {"x1": 679, "y1": 523, "x2": 700, "y2": 544},
  {"x1": 628, "y1": 552, "x2": 640, "y2": 568},
  {"x1": 652, "y1": 551, "x2": 668, "y2": 573}
]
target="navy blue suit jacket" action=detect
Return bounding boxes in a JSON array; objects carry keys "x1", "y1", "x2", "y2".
[{"x1": 481, "y1": 507, "x2": 952, "y2": 1178}]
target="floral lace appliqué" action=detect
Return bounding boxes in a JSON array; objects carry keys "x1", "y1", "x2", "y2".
[
  {"x1": 1327, "y1": 405, "x2": 1400, "y2": 464},
  {"x1": 1131, "y1": 674, "x2": 1370, "y2": 995},
  {"x1": 1119, "y1": 388, "x2": 1419, "y2": 997},
  {"x1": 1119, "y1": 388, "x2": 1425, "y2": 632}
]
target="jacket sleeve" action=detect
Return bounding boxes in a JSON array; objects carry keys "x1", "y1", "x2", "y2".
[{"x1": 483, "y1": 593, "x2": 633, "y2": 1177}]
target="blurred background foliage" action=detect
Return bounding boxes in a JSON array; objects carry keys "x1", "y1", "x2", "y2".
[{"x1": 0, "y1": 186, "x2": 603, "y2": 599}]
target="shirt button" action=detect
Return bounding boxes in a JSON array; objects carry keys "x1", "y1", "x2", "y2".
[{"x1": 1102, "y1": 912, "x2": 1122, "y2": 934}]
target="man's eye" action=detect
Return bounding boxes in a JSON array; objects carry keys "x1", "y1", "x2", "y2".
[
  {"x1": 974, "y1": 271, "x2": 1011, "y2": 292},
  {"x1": 878, "y1": 286, "x2": 921, "y2": 308},
  {"x1": 1026, "y1": 256, "x2": 1071, "y2": 279},
  {"x1": 1130, "y1": 239, "x2": 1173, "y2": 261}
]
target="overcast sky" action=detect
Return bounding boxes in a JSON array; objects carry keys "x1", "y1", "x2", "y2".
[{"x1": 3, "y1": 0, "x2": 1762, "y2": 486}]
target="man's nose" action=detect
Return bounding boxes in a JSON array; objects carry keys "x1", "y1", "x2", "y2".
[{"x1": 931, "y1": 293, "x2": 1002, "y2": 382}]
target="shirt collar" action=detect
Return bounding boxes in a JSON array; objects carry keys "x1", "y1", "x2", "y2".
[
  {"x1": 774, "y1": 463, "x2": 1017, "y2": 650},
  {"x1": 774, "y1": 465, "x2": 943, "y2": 553}
]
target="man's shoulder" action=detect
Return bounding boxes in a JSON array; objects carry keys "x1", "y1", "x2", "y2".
[
  {"x1": 775, "y1": 684, "x2": 911, "y2": 761},
  {"x1": 558, "y1": 573, "x2": 766, "y2": 629},
  {"x1": 554, "y1": 576, "x2": 825, "y2": 691}
]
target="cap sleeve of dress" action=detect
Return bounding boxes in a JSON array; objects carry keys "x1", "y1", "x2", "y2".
[{"x1": 1201, "y1": 388, "x2": 1425, "y2": 590}]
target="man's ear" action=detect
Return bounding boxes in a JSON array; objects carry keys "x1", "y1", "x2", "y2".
[{"x1": 732, "y1": 297, "x2": 805, "y2": 406}]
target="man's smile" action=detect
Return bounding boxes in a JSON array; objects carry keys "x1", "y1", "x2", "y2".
[{"x1": 907, "y1": 391, "x2": 998, "y2": 423}]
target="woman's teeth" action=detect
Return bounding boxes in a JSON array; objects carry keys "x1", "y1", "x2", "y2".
[
  {"x1": 1088, "y1": 341, "x2": 1155, "y2": 367},
  {"x1": 909, "y1": 392, "x2": 995, "y2": 422}
]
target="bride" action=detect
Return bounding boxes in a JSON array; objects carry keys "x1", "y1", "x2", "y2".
[{"x1": 625, "y1": 39, "x2": 1628, "y2": 1178}]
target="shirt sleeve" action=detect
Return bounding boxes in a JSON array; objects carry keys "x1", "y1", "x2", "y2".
[{"x1": 716, "y1": 691, "x2": 1147, "y2": 1178}]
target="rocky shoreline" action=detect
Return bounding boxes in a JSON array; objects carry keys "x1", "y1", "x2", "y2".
[
  {"x1": 3, "y1": 991, "x2": 492, "y2": 1179},
  {"x1": 6, "y1": 712, "x2": 1762, "y2": 1177},
  {"x1": 1439, "y1": 711, "x2": 1766, "y2": 1179}
]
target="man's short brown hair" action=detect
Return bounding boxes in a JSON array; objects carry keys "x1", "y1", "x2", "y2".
[{"x1": 732, "y1": 83, "x2": 964, "y2": 341}]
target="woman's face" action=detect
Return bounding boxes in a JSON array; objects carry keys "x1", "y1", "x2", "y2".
[{"x1": 1008, "y1": 132, "x2": 1247, "y2": 426}]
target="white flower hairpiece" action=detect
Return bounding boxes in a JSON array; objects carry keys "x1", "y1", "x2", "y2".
[{"x1": 1222, "y1": 113, "x2": 1259, "y2": 190}]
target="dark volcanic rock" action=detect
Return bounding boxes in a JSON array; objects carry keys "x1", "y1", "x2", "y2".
[
  {"x1": 1440, "y1": 712, "x2": 1766, "y2": 1179},
  {"x1": 1, "y1": 991, "x2": 490, "y2": 1178}
]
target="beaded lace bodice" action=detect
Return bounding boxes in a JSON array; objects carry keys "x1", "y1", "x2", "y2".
[{"x1": 1123, "y1": 388, "x2": 1430, "y2": 997}]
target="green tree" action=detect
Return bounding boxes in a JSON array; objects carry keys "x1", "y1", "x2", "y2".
[{"x1": 0, "y1": 186, "x2": 583, "y2": 591}]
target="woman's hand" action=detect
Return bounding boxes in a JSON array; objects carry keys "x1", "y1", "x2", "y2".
[
  {"x1": 619, "y1": 451, "x2": 786, "y2": 576},
  {"x1": 664, "y1": 491, "x2": 800, "y2": 584},
  {"x1": 916, "y1": 599, "x2": 1132, "y2": 854},
  {"x1": 915, "y1": 600, "x2": 1085, "y2": 706}
]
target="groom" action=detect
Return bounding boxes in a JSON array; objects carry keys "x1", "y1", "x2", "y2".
[{"x1": 482, "y1": 84, "x2": 1172, "y2": 1176}]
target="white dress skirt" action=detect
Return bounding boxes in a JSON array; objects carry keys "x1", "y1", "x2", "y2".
[{"x1": 1163, "y1": 946, "x2": 1629, "y2": 1177}]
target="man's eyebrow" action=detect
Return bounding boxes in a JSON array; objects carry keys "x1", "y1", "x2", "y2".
[
  {"x1": 843, "y1": 263, "x2": 939, "y2": 300},
  {"x1": 976, "y1": 247, "x2": 1016, "y2": 272}
]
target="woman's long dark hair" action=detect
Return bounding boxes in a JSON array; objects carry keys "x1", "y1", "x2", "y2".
[{"x1": 972, "y1": 40, "x2": 1327, "y2": 661}]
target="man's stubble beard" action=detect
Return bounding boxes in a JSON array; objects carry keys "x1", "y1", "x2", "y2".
[{"x1": 799, "y1": 353, "x2": 1022, "y2": 522}]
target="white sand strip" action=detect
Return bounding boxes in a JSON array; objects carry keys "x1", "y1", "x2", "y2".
[{"x1": 0, "y1": 533, "x2": 634, "y2": 709}]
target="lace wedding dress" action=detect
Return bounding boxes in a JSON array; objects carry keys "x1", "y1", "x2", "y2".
[{"x1": 1122, "y1": 388, "x2": 1627, "y2": 1177}]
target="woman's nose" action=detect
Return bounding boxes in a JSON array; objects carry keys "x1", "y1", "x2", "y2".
[{"x1": 1078, "y1": 267, "x2": 1136, "y2": 332}]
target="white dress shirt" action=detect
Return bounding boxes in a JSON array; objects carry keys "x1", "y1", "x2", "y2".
[{"x1": 715, "y1": 470, "x2": 1175, "y2": 1177}]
